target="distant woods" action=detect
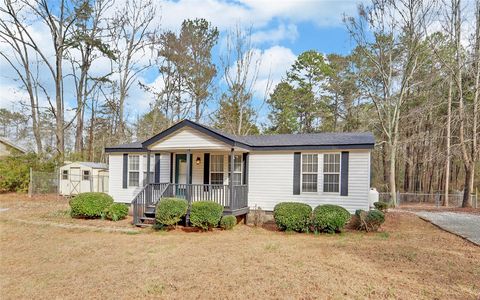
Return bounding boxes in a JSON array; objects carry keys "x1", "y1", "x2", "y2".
[{"x1": 0, "y1": 0, "x2": 479, "y2": 205}]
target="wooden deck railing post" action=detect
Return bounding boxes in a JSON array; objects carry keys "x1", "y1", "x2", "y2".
[{"x1": 229, "y1": 148, "x2": 234, "y2": 209}]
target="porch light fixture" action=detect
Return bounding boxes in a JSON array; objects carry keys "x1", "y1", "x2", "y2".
[{"x1": 196, "y1": 157, "x2": 201, "y2": 165}]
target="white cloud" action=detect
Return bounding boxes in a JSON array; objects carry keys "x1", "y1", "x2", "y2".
[
  {"x1": 251, "y1": 23, "x2": 298, "y2": 44},
  {"x1": 252, "y1": 45, "x2": 297, "y2": 98},
  {"x1": 159, "y1": 0, "x2": 360, "y2": 31}
]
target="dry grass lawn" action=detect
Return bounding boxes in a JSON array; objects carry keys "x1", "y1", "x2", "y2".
[{"x1": 0, "y1": 193, "x2": 479, "y2": 299}]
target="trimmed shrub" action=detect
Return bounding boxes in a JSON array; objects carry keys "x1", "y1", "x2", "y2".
[
  {"x1": 373, "y1": 201, "x2": 389, "y2": 212},
  {"x1": 69, "y1": 192, "x2": 113, "y2": 218},
  {"x1": 354, "y1": 209, "x2": 385, "y2": 232},
  {"x1": 104, "y1": 203, "x2": 129, "y2": 221},
  {"x1": 220, "y1": 215, "x2": 237, "y2": 230},
  {"x1": 189, "y1": 201, "x2": 223, "y2": 230},
  {"x1": 273, "y1": 202, "x2": 312, "y2": 232},
  {"x1": 155, "y1": 198, "x2": 188, "y2": 227},
  {"x1": 312, "y1": 204, "x2": 351, "y2": 233}
]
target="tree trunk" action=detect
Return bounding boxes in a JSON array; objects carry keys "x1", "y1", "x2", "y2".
[
  {"x1": 389, "y1": 140, "x2": 397, "y2": 206},
  {"x1": 444, "y1": 79, "x2": 453, "y2": 206},
  {"x1": 463, "y1": 165, "x2": 473, "y2": 207},
  {"x1": 55, "y1": 52, "x2": 64, "y2": 161}
]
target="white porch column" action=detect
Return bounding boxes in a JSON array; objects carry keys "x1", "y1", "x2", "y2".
[{"x1": 229, "y1": 148, "x2": 234, "y2": 208}]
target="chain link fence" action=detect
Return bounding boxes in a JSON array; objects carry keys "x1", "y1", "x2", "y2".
[
  {"x1": 28, "y1": 170, "x2": 59, "y2": 195},
  {"x1": 379, "y1": 191, "x2": 478, "y2": 208}
]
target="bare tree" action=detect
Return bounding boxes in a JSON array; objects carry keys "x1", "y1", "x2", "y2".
[
  {"x1": 67, "y1": 0, "x2": 114, "y2": 155},
  {"x1": 108, "y1": 0, "x2": 157, "y2": 141},
  {"x1": 345, "y1": 0, "x2": 432, "y2": 206},
  {"x1": 0, "y1": 3, "x2": 43, "y2": 153},
  {"x1": 214, "y1": 25, "x2": 270, "y2": 135}
]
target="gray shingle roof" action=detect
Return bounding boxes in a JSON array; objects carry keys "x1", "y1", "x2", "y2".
[
  {"x1": 235, "y1": 132, "x2": 375, "y2": 147},
  {"x1": 105, "y1": 120, "x2": 375, "y2": 152}
]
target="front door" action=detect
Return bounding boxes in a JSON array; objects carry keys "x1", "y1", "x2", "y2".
[{"x1": 175, "y1": 154, "x2": 187, "y2": 198}]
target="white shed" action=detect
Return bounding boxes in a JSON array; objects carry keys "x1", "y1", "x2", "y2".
[{"x1": 59, "y1": 162, "x2": 109, "y2": 196}]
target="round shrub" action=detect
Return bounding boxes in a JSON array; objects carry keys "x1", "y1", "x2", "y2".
[
  {"x1": 312, "y1": 204, "x2": 351, "y2": 233},
  {"x1": 220, "y1": 215, "x2": 237, "y2": 230},
  {"x1": 155, "y1": 198, "x2": 188, "y2": 227},
  {"x1": 189, "y1": 201, "x2": 223, "y2": 230},
  {"x1": 104, "y1": 203, "x2": 129, "y2": 221},
  {"x1": 273, "y1": 202, "x2": 312, "y2": 232},
  {"x1": 69, "y1": 192, "x2": 114, "y2": 218},
  {"x1": 373, "y1": 201, "x2": 388, "y2": 212}
]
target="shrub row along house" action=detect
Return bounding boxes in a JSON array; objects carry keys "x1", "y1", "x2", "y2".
[{"x1": 105, "y1": 120, "x2": 375, "y2": 225}]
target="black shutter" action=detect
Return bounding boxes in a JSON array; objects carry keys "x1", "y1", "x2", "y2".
[
  {"x1": 189, "y1": 154, "x2": 193, "y2": 184},
  {"x1": 293, "y1": 152, "x2": 301, "y2": 195},
  {"x1": 203, "y1": 153, "x2": 210, "y2": 184},
  {"x1": 154, "y1": 153, "x2": 160, "y2": 183},
  {"x1": 122, "y1": 154, "x2": 128, "y2": 189},
  {"x1": 341, "y1": 151, "x2": 349, "y2": 196},
  {"x1": 242, "y1": 153, "x2": 249, "y2": 185},
  {"x1": 169, "y1": 153, "x2": 173, "y2": 183}
]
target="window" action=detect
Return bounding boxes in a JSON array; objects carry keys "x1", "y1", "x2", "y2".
[
  {"x1": 228, "y1": 155, "x2": 242, "y2": 185},
  {"x1": 82, "y1": 170, "x2": 90, "y2": 181},
  {"x1": 142, "y1": 155, "x2": 154, "y2": 185},
  {"x1": 323, "y1": 153, "x2": 340, "y2": 193},
  {"x1": 210, "y1": 155, "x2": 224, "y2": 185},
  {"x1": 128, "y1": 155, "x2": 140, "y2": 187},
  {"x1": 302, "y1": 154, "x2": 318, "y2": 192},
  {"x1": 62, "y1": 170, "x2": 68, "y2": 180}
]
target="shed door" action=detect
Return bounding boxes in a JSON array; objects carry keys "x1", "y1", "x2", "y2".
[{"x1": 70, "y1": 167, "x2": 81, "y2": 194}]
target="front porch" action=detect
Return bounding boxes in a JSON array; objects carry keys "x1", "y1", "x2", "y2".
[
  {"x1": 132, "y1": 182, "x2": 249, "y2": 225},
  {"x1": 128, "y1": 122, "x2": 251, "y2": 225}
]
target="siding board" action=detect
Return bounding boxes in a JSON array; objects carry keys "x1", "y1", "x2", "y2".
[{"x1": 248, "y1": 150, "x2": 370, "y2": 213}]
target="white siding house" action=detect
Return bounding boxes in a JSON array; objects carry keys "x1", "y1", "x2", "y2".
[
  {"x1": 248, "y1": 150, "x2": 371, "y2": 212},
  {"x1": 105, "y1": 120, "x2": 375, "y2": 225}
]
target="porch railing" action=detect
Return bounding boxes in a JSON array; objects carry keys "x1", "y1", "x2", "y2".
[
  {"x1": 133, "y1": 183, "x2": 249, "y2": 225},
  {"x1": 132, "y1": 183, "x2": 169, "y2": 224}
]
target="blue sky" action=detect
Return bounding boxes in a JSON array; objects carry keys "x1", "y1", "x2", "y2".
[{"x1": 0, "y1": 0, "x2": 362, "y2": 125}]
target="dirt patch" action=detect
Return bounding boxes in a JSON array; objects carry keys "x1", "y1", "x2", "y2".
[{"x1": 1, "y1": 194, "x2": 479, "y2": 299}]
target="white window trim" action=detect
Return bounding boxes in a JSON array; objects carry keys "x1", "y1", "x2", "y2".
[
  {"x1": 62, "y1": 170, "x2": 68, "y2": 180},
  {"x1": 128, "y1": 154, "x2": 140, "y2": 187},
  {"x1": 229, "y1": 154, "x2": 243, "y2": 186},
  {"x1": 322, "y1": 153, "x2": 341, "y2": 194},
  {"x1": 82, "y1": 170, "x2": 90, "y2": 181},
  {"x1": 210, "y1": 154, "x2": 225, "y2": 185},
  {"x1": 142, "y1": 155, "x2": 154, "y2": 185},
  {"x1": 301, "y1": 153, "x2": 319, "y2": 194}
]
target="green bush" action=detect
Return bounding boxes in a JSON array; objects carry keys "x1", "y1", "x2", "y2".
[
  {"x1": 189, "y1": 201, "x2": 223, "y2": 230},
  {"x1": 220, "y1": 215, "x2": 237, "y2": 230},
  {"x1": 273, "y1": 202, "x2": 312, "y2": 232},
  {"x1": 312, "y1": 204, "x2": 351, "y2": 233},
  {"x1": 69, "y1": 192, "x2": 113, "y2": 218},
  {"x1": 104, "y1": 203, "x2": 129, "y2": 221},
  {"x1": 354, "y1": 209, "x2": 385, "y2": 232},
  {"x1": 373, "y1": 201, "x2": 389, "y2": 212},
  {"x1": 155, "y1": 198, "x2": 188, "y2": 227},
  {"x1": 0, "y1": 153, "x2": 55, "y2": 193}
]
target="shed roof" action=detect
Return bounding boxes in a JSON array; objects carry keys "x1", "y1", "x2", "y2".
[{"x1": 63, "y1": 162, "x2": 109, "y2": 169}]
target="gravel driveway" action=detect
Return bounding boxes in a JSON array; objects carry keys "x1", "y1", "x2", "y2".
[{"x1": 415, "y1": 211, "x2": 480, "y2": 246}]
